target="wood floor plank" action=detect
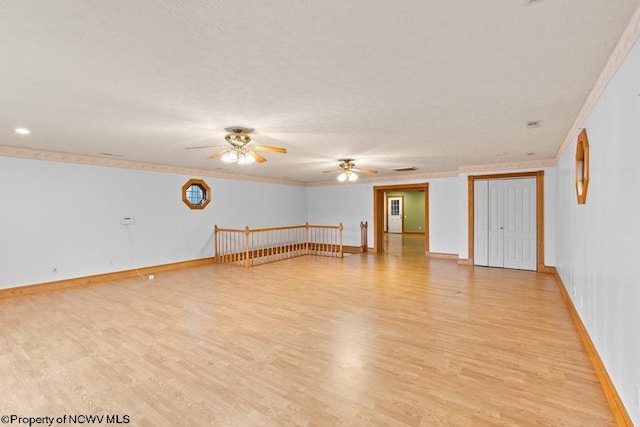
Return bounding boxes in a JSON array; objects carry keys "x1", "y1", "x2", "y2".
[{"x1": 0, "y1": 236, "x2": 615, "y2": 426}]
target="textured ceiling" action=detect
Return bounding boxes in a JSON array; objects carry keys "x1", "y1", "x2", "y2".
[{"x1": 1, "y1": 0, "x2": 639, "y2": 183}]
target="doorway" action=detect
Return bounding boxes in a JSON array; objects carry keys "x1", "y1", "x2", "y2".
[
  {"x1": 373, "y1": 183, "x2": 429, "y2": 254},
  {"x1": 467, "y1": 171, "x2": 545, "y2": 272}
]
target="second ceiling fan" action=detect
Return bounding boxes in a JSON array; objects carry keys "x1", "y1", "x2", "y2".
[
  {"x1": 208, "y1": 127, "x2": 287, "y2": 164},
  {"x1": 323, "y1": 159, "x2": 378, "y2": 182}
]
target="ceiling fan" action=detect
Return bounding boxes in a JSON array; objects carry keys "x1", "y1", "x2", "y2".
[
  {"x1": 323, "y1": 159, "x2": 378, "y2": 182},
  {"x1": 195, "y1": 127, "x2": 287, "y2": 165}
]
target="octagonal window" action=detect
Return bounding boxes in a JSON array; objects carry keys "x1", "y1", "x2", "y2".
[{"x1": 182, "y1": 179, "x2": 211, "y2": 210}]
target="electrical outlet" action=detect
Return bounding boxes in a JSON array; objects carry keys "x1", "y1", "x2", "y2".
[
  {"x1": 418, "y1": 226, "x2": 422, "y2": 230},
  {"x1": 571, "y1": 287, "x2": 576, "y2": 297},
  {"x1": 121, "y1": 216, "x2": 135, "y2": 225},
  {"x1": 52, "y1": 267, "x2": 57, "y2": 273}
]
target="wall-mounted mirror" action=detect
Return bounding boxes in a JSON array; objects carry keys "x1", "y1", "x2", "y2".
[{"x1": 575, "y1": 129, "x2": 589, "y2": 204}]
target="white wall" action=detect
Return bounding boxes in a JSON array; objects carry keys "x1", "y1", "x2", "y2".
[
  {"x1": 2, "y1": 154, "x2": 556, "y2": 291},
  {"x1": 0, "y1": 156, "x2": 556, "y2": 289},
  {"x1": 306, "y1": 183, "x2": 373, "y2": 246},
  {"x1": 0, "y1": 157, "x2": 307, "y2": 289},
  {"x1": 308, "y1": 170, "x2": 558, "y2": 261},
  {"x1": 555, "y1": 37, "x2": 640, "y2": 424},
  {"x1": 306, "y1": 176, "x2": 459, "y2": 252},
  {"x1": 428, "y1": 177, "x2": 459, "y2": 254}
]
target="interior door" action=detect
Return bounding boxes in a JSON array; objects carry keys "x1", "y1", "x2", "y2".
[
  {"x1": 387, "y1": 197, "x2": 403, "y2": 233},
  {"x1": 474, "y1": 181, "x2": 489, "y2": 266},
  {"x1": 488, "y1": 180, "x2": 505, "y2": 267},
  {"x1": 502, "y1": 178, "x2": 536, "y2": 270}
]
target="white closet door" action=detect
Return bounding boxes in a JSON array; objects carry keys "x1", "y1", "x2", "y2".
[
  {"x1": 488, "y1": 180, "x2": 506, "y2": 267},
  {"x1": 474, "y1": 178, "x2": 537, "y2": 271},
  {"x1": 503, "y1": 178, "x2": 537, "y2": 270},
  {"x1": 473, "y1": 180, "x2": 489, "y2": 266}
]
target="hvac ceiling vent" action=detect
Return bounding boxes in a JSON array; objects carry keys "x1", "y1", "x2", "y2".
[
  {"x1": 526, "y1": 120, "x2": 541, "y2": 129},
  {"x1": 393, "y1": 167, "x2": 418, "y2": 172}
]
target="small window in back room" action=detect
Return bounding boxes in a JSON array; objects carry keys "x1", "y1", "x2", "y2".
[
  {"x1": 390, "y1": 199, "x2": 400, "y2": 216},
  {"x1": 182, "y1": 179, "x2": 211, "y2": 210}
]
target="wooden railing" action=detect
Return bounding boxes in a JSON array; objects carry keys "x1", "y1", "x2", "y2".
[
  {"x1": 214, "y1": 222, "x2": 343, "y2": 266},
  {"x1": 360, "y1": 221, "x2": 368, "y2": 253}
]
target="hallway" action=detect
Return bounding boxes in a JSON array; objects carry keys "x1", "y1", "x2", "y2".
[{"x1": 383, "y1": 232, "x2": 427, "y2": 256}]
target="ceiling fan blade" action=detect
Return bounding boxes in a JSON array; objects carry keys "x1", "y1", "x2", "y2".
[
  {"x1": 322, "y1": 169, "x2": 341, "y2": 174},
  {"x1": 207, "y1": 149, "x2": 229, "y2": 159},
  {"x1": 250, "y1": 151, "x2": 268, "y2": 163},
  {"x1": 353, "y1": 167, "x2": 378, "y2": 174},
  {"x1": 253, "y1": 145, "x2": 287, "y2": 154},
  {"x1": 184, "y1": 145, "x2": 218, "y2": 150}
]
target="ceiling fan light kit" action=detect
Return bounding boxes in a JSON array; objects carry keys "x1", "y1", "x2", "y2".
[
  {"x1": 338, "y1": 171, "x2": 358, "y2": 182},
  {"x1": 206, "y1": 127, "x2": 287, "y2": 166},
  {"x1": 324, "y1": 159, "x2": 377, "y2": 183},
  {"x1": 221, "y1": 149, "x2": 256, "y2": 165}
]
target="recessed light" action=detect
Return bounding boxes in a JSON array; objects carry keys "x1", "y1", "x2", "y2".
[{"x1": 15, "y1": 128, "x2": 30, "y2": 135}]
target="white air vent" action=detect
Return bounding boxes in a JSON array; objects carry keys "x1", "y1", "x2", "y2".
[
  {"x1": 393, "y1": 167, "x2": 418, "y2": 172},
  {"x1": 526, "y1": 120, "x2": 541, "y2": 129}
]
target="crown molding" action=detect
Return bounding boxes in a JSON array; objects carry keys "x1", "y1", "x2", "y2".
[
  {"x1": 306, "y1": 170, "x2": 459, "y2": 187},
  {"x1": 307, "y1": 158, "x2": 555, "y2": 186},
  {"x1": 1, "y1": 145, "x2": 554, "y2": 187},
  {"x1": 555, "y1": 3, "x2": 640, "y2": 162},
  {"x1": 0, "y1": 145, "x2": 307, "y2": 187},
  {"x1": 457, "y1": 158, "x2": 555, "y2": 173}
]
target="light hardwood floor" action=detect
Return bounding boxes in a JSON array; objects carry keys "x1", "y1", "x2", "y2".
[{"x1": 0, "y1": 245, "x2": 614, "y2": 426}]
